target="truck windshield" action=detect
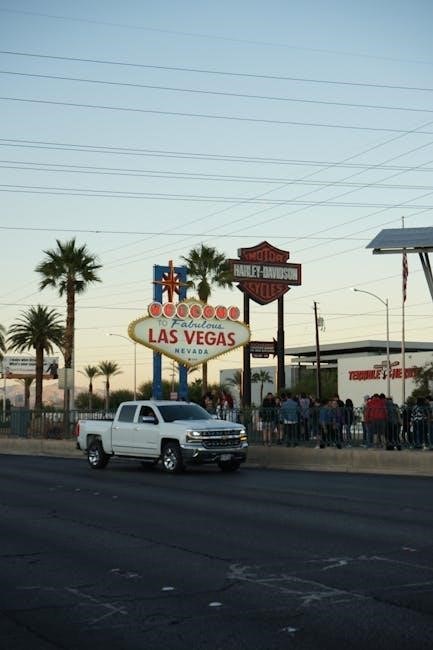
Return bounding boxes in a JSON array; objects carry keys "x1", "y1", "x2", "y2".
[{"x1": 158, "y1": 403, "x2": 213, "y2": 422}]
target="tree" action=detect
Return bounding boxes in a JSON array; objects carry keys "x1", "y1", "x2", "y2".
[
  {"x1": 290, "y1": 368, "x2": 337, "y2": 402},
  {"x1": 75, "y1": 391, "x2": 104, "y2": 411},
  {"x1": 137, "y1": 380, "x2": 153, "y2": 400},
  {"x1": 98, "y1": 360, "x2": 122, "y2": 411},
  {"x1": 15, "y1": 377, "x2": 34, "y2": 409},
  {"x1": 251, "y1": 369, "x2": 273, "y2": 404},
  {"x1": 411, "y1": 361, "x2": 433, "y2": 400},
  {"x1": 181, "y1": 244, "x2": 233, "y2": 392},
  {"x1": 36, "y1": 238, "x2": 102, "y2": 410},
  {"x1": 0, "y1": 323, "x2": 6, "y2": 359},
  {"x1": 7, "y1": 306, "x2": 64, "y2": 410},
  {"x1": 224, "y1": 369, "x2": 243, "y2": 406},
  {"x1": 80, "y1": 365, "x2": 102, "y2": 409}
]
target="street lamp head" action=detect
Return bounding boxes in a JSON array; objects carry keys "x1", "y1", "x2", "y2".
[{"x1": 107, "y1": 332, "x2": 129, "y2": 341}]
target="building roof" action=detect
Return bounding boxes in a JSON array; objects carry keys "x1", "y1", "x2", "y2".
[{"x1": 285, "y1": 340, "x2": 433, "y2": 365}]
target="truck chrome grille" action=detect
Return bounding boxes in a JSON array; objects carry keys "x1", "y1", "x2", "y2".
[{"x1": 202, "y1": 431, "x2": 242, "y2": 448}]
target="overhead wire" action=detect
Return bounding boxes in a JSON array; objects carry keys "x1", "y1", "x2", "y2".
[
  {"x1": 2, "y1": 95, "x2": 433, "y2": 135},
  {"x1": 1, "y1": 69, "x2": 432, "y2": 114},
  {"x1": 2, "y1": 137, "x2": 433, "y2": 173},
  {"x1": 1, "y1": 47, "x2": 433, "y2": 90},
  {"x1": 1, "y1": 49, "x2": 432, "y2": 324}
]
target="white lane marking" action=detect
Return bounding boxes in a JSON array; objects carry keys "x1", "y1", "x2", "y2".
[
  {"x1": 65, "y1": 587, "x2": 127, "y2": 625},
  {"x1": 227, "y1": 563, "x2": 365, "y2": 607}
]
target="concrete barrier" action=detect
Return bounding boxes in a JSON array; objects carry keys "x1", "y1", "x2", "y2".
[
  {"x1": 0, "y1": 437, "x2": 82, "y2": 458},
  {"x1": 1, "y1": 437, "x2": 432, "y2": 477},
  {"x1": 247, "y1": 445, "x2": 433, "y2": 477}
]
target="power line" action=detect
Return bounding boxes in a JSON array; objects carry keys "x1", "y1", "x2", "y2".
[
  {"x1": 1, "y1": 69, "x2": 432, "y2": 114},
  {"x1": 0, "y1": 225, "x2": 367, "y2": 240},
  {"x1": 2, "y1": 95, "x2": 433, "y2": 135},
  {"x1": 2, "y1": 137, "x2": 433, "y2": 172},
  {"x1": 2, "y1": 184, "x2": 433, "y2": 208},
  {"x1": 3, "y1": 159, "x2": 433, "y2": 191},
  {"x1": 1, "y1": 48, "x2": 433, "y2": 91}
]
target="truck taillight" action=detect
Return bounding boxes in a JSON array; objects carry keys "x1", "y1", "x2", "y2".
[{"x1": 74, "y1": 422, "x2": 80, "y2": 437}]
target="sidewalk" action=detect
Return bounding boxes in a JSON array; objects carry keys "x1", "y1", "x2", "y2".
[{"x1": 1, "y1": 437, "x2": 433, "y2": 477}]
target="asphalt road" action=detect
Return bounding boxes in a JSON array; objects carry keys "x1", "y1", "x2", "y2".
[{"x1": 1, "y1": 455, "x2": 433, "y2": 650}]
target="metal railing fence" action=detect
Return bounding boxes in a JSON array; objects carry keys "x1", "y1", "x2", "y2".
[{"x1": 2, "y1": 404, "x2": 433, "y2": 450}]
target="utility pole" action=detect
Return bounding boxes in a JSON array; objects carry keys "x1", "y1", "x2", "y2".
[{"x1": 314, "y1": 302, "x2": 322, "y2": 401}]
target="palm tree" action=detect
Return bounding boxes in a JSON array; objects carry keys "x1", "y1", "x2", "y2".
[
  {"x1": 252, "y1": 369, "x2": 273, "y2": 404},
  {"x1": 7, "y1": 306, "x2": 64, "y2": 410},
  {"x1": 98, "y1": 360, "x2": 122, "y2": 411},
  {"x1": 181, "y1": 244, "x2": 233, "y2": 392},
  {"x1": 225, "y1": 369, "x2": 243, "y2": 406},
  {"x1": 0, "y1": 323, "x2": 6, "y2": 359},
  {"x1": 80, "y1": 365, "x2": 102, "y2": 409},
  {"x1": 15, "y1": 377, "x2": 34, "y2": 409},
  {"x1": 35, "y1": 238, "x2": 102, "y2": 410}
]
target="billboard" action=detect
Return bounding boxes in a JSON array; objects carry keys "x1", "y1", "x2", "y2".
[
  {"x1": 0, "y1": 356, "x2": 59, "y2": 380},
  {"x1": 129, "y1": 301, "x2": 250, "y2": 368}
]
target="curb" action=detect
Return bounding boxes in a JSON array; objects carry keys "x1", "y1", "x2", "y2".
[{"x1": 1, "y1": 438, "x2": 432, "y2": 477}]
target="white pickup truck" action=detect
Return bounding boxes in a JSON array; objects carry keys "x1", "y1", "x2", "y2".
[{"x1": 75, "y1": 400, "x2": 248, "y2": 473}]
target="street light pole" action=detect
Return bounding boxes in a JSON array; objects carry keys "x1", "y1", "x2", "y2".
[
  {"x1": 352, "y1": 288, "x2": 390, "y2": 397},
  {"x1": 107, "y1": 334, "x2": 137, "y2": 400}
]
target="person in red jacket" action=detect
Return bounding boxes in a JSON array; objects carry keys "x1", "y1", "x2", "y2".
[{"x1": 365, "y1": 393, "x2": 388, "y2": 448}]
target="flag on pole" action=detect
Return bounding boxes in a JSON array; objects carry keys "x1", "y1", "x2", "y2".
[{"x1": 402, "y1": 251, "x2": 408, "y2": 303}]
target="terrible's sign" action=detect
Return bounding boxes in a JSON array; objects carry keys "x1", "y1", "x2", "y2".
[
  {"x1": 128, "y1": 301, "x2": 250, "y2": 368},
  {"x1": 228, "y1": 241, "x2": 301, "y2": 305}
]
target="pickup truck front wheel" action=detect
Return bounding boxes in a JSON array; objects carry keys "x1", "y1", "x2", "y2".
[
  {"x1": 162, "y1": 442, "x2": 184, "y2": 474},
  {"x1": 87, "y1": 440, "x2": 110, "y2": 469}
]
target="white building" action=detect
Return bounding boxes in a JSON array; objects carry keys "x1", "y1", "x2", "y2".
[
  {"x1": 286, "y1": 340, "x2": 433, "y2": 406},
  {"x1": 220, "y1": 340, "x2": 433, "y2": 407}
]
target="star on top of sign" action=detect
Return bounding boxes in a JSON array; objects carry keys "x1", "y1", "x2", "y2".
[{"x1": 153, "y1": 260, "x2": 188, "y2": 302}]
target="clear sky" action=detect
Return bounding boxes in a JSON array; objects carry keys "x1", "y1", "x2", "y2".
[{"x1": 1, "y1": 1, "x2": 433, "y2": 395}]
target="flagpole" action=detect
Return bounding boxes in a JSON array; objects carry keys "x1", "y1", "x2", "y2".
[{"x1": 401, "y1": 216, "x2": 406, "y2": 405}]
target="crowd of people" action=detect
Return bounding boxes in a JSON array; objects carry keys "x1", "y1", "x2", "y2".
[
  {"x1": 257, "y1": 391, "x2": 433, "y2": 450},
  {"x1": 200, "y1": 387, "x2": 433, "y2": 450}
]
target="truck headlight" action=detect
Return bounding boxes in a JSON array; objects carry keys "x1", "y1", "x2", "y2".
[{"x1": 186, "y1": 429, "x2": 203, "y2": 442}]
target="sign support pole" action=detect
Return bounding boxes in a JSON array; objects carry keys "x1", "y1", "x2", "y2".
[
  {"x1": 242, "y1": 294, "x2": 251, "y2": 407},
  {"x1": 277, "y1": 296, "x2": 285, "y2": 394}
]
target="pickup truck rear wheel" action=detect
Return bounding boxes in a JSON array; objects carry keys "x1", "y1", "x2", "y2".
[
  {"x1": 162, "y1": 442, "x2": 184, "y2": 474},
  {"x1": 87, "y1": 440, "x2": 109, "y2": 469}
]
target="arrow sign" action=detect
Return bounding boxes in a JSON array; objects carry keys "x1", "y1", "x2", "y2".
[{"x1": 250, "y1": 339, "x2": 277, "y2": 358}]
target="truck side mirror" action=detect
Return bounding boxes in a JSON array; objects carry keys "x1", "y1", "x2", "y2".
[{"x1": 141, "y1": 415, "x2": 157, "y2": 424}]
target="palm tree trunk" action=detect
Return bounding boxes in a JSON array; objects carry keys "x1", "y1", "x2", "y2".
[
  {"x1": 88, "y1": 380, "x2": 93, "y2": 410},
  {"x1": 24, "y1": 378, "x2": 32, "y2": 409},
  {"x1": 202, "y1": 361, "x2": 208, "y2": 394},
  {"x1": 64, "y1": 278, "x2": 76, "y2": 413},
  {"x1": 105, "y1": 379, "x2": 110, "y2": 411},
  {"x1": 34, "y1": 347, "x2": 44, "y2": 410}
]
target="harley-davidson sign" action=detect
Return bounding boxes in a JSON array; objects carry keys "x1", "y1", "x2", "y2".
[
  {"x1": 228, "y1": 241, "x2": 301, "y2": 305},
  {"x1": 128, "y1": 301, "x2": 250, "y2": 368}
]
